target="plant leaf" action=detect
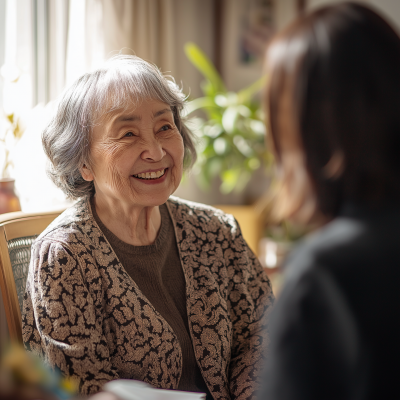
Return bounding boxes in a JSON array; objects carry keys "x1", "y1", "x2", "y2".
[
  {"x1": 220, "y1": 168, "x2": 241, "y2": 194},
  {"x1": 234, "y1": 170, "x2": 251, "y2": 193},
  {"x1": 222, "y1": 106, "x2": 239, "y2": 134},
  {"x1": 184, "y1": 42, "x2": 227, "y2": 94},
  {"x1": 236, "y1": 75, "x2": 267, "y2": 104},
  {"x1": 184, "y1": 97, "x2": 217, "y2": 116}
]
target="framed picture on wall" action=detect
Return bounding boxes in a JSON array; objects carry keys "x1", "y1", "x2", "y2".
[
  {"x1": 239, "y1": 0, "x2": 275, "y2": 65},
  {"x1": 221, "y1": 0, "x2": 301, "y2": 91}
]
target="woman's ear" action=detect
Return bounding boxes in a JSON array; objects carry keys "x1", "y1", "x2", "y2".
[{"x1": 80, "y1": 164, "x2": 94, "y2": 182}]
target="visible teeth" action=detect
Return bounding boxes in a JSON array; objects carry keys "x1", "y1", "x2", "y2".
[{"x1": 133, "y1": 169, "x2": 165, "y2": 180}]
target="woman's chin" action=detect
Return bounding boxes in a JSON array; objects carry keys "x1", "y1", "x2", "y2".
[
  {"x1": 129, "y1": 190, "x2": 173, "y2": 208},
  {"x1": 129, "y1": 172, "x2": 180, "y2": 206}
]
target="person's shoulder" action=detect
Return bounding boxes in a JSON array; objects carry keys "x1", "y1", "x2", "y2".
[
  {"x1": 285, "y1": 217, "x2": 364, "y2": 275},
  {"x1": 285, "y1": 209, "x2": 400, "y2": 286},
  {"x1": 274, "y1": 220, "x2": 359, "y2": 319},
  {"x1": 35, "y1": 197, "x2": 93, "y2": 246},
  {"x1": 290, "y1": 217, "x2": 361, "y2": 260},
  {"x1": 167, "y1": 195, "x2": 233, "y2": 221},
  {"x1": 167, "y1": 196, "x2": 240, "y2": 234}
]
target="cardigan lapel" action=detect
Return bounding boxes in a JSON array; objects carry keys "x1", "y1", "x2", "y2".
[{"x1": 166, "y1": 197, "x2": 231, "y2": 400}]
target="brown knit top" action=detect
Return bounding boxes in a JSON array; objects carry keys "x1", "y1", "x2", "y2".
[{"x1": 91, "y1": 200, "x2": 211, "y2": 397}]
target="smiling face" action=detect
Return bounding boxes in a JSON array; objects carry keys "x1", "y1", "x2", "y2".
[{"x1": 81, "y1": 98, "x2": 185, "y2": 209}]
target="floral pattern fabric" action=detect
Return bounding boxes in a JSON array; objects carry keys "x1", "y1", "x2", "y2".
[{"x1": 22, "y1": 196, "x2": 274, "y2": 399}]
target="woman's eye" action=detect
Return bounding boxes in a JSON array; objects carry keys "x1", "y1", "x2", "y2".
[
  {"x1": 159, "y1": 125, "x2": 171, "y2": 132},
  {"x1": 124, "y1": 132, "x2": 134, "y2": 137}
]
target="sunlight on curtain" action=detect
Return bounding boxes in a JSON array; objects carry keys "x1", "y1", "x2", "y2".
[
  {"x1": 2, "y1": 0, "x2": 32, "y2": 117},
  {"x1": 102, "y1": 0, "x2": 175, "y2": 73},
  {"x1": 1, "y1": 0, "x2": 69, "y2": 212},
  {"x1": 48, "y1": 0, "x2": 69, "y2": 101},
  {"x1": 66, "y1": 0, "x2": 87, "y2": 86},
  {"x1": 66, "y1": 0, "x2": 105, "y2": 86}
]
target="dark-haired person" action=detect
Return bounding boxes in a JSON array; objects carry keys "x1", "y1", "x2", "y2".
[
  {"x1": 259, "y1": 2, "x2": 400, "y2": 400},
  {"x1": 22, "y1": 55, "x2": 274, "y2": 398}
]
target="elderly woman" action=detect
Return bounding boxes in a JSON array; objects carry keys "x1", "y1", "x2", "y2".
[{"x1": 22, "y1": 55, "x2": 273, "y2": 399}]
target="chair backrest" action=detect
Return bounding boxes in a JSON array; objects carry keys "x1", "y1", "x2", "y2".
[{"x1": 0, "y1": 209, "x2": 64, "y2": 342}]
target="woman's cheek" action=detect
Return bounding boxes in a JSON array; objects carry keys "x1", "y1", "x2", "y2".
[
  {"x1": 173, "y1": 133, "x2": 185, "y2": 160},
  {"x1": 98, "y1": 140, "x2": 129, "y2": 159},
  {"x1": 94, "y1": 142, "x2": 131, "y2": 187},
  {"x1": 108, "y1": 164, "x2": 128, "y2": 192},
  {"x1": 174, "y1": 146, "x2": 185, "y2": 185}
]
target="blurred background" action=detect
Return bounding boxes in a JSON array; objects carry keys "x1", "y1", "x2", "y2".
[
  {"x1": 1, "y1": 0, "x2": 400, "y2": 341},
  {"x1": 2, "y1": 0, "x2": 399, "y2": 210}
]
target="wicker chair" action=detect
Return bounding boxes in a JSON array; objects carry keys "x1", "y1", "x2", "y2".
[{"x1": 0, "y1": 209, "x2": 64, "y2": 342}]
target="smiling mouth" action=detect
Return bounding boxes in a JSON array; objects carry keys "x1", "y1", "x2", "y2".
[{"x1": 132, "y1": 168, "x2": 166, "y2": 180}]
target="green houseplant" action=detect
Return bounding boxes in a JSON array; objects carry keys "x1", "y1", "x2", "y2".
[{"x1": 184, "y1": 42, "x2": 273, "y2": 194}]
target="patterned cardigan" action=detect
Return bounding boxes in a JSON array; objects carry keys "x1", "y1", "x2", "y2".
[{"x1": 22, "y1": 196, "x2": 274, "y2": 399}]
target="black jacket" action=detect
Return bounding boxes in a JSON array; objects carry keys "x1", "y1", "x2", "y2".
[{"x1": 260, "y1": 204, "x2": 400, "y2": 400}]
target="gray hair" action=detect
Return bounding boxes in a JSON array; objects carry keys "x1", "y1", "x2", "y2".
[{"x1": 42, "y1": 54, "x2": 197, "y2": 199}]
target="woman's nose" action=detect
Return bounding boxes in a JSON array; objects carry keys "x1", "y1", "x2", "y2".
[{"x1": 140, "y1": 136, "x2": 166, "y2": 162}]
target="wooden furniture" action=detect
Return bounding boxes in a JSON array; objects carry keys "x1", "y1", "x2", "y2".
[
  {"x1": 0, "y1": 209, "x2": 64, "y2": 342},
  {"x1": 213, "y1": 205, "x2": 262, "y2": 256}
]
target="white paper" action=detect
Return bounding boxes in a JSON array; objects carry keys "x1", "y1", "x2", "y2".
[{"x1": 103, "y1": 379, "x2": 206, "y2": 400}]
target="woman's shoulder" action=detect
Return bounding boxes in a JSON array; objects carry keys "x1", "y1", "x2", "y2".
[
  {"x1": 35, "y1": 197, "x2": 93, "y2": 246},
  {"x1": 167, "y1": 195, "x2": 227, "y2": 216},
  {"x1": 167, "y1": 196, "x2": 240, "y2": 234}
]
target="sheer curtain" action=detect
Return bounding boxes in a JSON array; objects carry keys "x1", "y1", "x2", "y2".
[
  {"x1": 66, "y1": 0, "x2": 105, "y2": 86},
  {"x1": 102, "y1": 0, "x2": 176, "y2": 73},
  {"x1": 5, "y1": 0, "x2": 70, "y2": 212},
  {"x1": 66, "y1": 0, "x2": 177, "y2": 86}
]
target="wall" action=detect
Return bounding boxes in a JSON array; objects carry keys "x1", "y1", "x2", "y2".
[
  {"x1": 366, "y1": 0, "x2": 400, "y2": 31},
  {"x1": 172, "y1": 0, "x2": 216, "y2": 98},
  {"x1": 220, "y1": 0, "x2": 298, "y2": 93},
  {"x1": 275, "y1": 0, "x2": 298, "y2": 30},
  {"x1": 307, "y1": 0, "x2": 400, "y2": 31},
  {"x1": 307, "y1": 0, "x2": 359, "y2": 9}
]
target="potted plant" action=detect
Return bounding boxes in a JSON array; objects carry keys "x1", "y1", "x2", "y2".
[
  {"x1": 183, "y1": 43, "x2": 275, "y2": 255},
  {"x1": 183, "y1": 42, "x2": 273, "y2": 195}
]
